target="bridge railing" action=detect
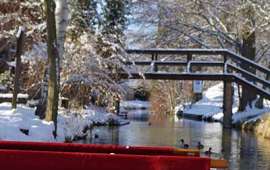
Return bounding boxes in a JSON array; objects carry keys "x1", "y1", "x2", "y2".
[
  {"x1": 125, "y1": 48, "x2": 270, "y2": 99},
  {"x1": 126, "y1": 48, "x2": 270, "y2": 75},
  {"x1": 126, "y1": 49, "x2": 270, "y2": 74}
]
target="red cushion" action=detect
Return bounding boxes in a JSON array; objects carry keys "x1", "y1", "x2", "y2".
[
  {"x1": 0, "y1": 149, "x2": 210, "y2": 170},
  {"x1": 0, "y1": 141, "x2": 177, "y2": 155}
]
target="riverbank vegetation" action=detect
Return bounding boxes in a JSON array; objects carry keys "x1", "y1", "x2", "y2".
[
  {"x1": 0, "y1": 0, "x2": 270, "y2": 141},
  {"x1": 0, "y1": 0, "x2": 131, "y2": 140}
]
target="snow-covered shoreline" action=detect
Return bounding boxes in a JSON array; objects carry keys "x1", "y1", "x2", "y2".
[
  {"x1": 0, "y1": 103, "x2": 129, "y2": 142},
  {"x1": 120, "y1": 100, "x2": 149, "y2": 110},
  {"x1": 178, "y1": 83, "x2": 270, "y2": 124}
]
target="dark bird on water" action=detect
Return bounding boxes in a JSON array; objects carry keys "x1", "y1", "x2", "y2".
[
  {"x1": 179, "y1": 139, "x2": 189, "y2": 149},
  {"x1": 205, "y1": 147, "x2": 212, "y2": 155},
  {"x1": 94, "y1": 134, "x2": 99, "y2": 138},
  {"x1": 184, "y1": 144, "x2": 189, "y2": 149},
  {"x1": 197, "y1": 141, "x2": 204, "y2": 150},
  {"x1": 180, "y1": 139, "x2": 184, "y2": 145}
]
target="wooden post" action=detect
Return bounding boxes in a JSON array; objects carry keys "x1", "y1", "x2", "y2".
[
  {"x1": 12, "y1": 27, "x2": 25, "y2": 109},
  {"x1": 115, "y1": 98, "x2": 120, "y2": 115},
  {"x1": 186, "y1": 54, "x2": 192, "y2": 72},
  {"x1": 222, "y1": 128, "x2": 232, "y2": 160},
  {"x1": 223, "y1": 80, "x2": 233, "y2": 128},
  {"x1": 151, "y1": 53, "x2": 158, "y2": 72},
  {"x1": 223, "y1": 54, "x2": 227, "y2": 73},
  {"x1": 151, "y1": 53, "x2": 155, "y2": 61},
  {"x1": 154, "y1": 53, "x2": 158, "y2": 72}
]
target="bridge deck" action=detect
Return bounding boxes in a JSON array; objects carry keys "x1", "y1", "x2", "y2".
[
  {"x1": 118, "y1": 72, "x2": 270, "y2": 100},
  {"x1": 119, "y1": 72, "x2": 232, "y2": 81}
]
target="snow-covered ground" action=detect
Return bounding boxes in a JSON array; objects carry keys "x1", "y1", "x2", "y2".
[
  {"x1": 179, "y1": 83, "x2": 270, "y2": 124},
  {"x1": 0, "y1": 93, "x2": 29, "y2": 98},
  {"x1": 0, "y1": 103, "x2": 128, "y2": 142},
  {"x1": 120, "y1": 100, "x2": 149, "y2": 110},
  {"x1": 0, "y1": 85, "x2": 6, "y2": 92}
]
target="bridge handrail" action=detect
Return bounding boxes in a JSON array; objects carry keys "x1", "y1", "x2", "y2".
[
  {"x1": 227, "y1": 63, "x2": 270, "y2": 88},
  {"x1": 226, "y1": 50, "x2": 270, "y2": 75},
  {"x1": 125, "y1": 48, "x2": 270, "y2": 99},
  {"x1": 126, "y1": 48, "x2": 270, "y2": 76},
  {"x1": 126, "y1": 48, "x2": 227, "y2": 55},
  {"x1": 125, "y1": 61, "x2": 224, "y2": 67},
  {"x1": 233, "y1": 75, "x2": 270, "y2": 100}
]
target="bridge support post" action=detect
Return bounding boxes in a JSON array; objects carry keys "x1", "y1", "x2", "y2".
[
  {"x1": 223, "y1": 80, "x2": 233, "y2": 128},
  {"x1": 152, "y1": 53, "x2": 158, "y2": 72}
]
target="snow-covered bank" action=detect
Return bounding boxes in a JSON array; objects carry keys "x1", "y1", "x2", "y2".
[
  {"x1": 120, "y1": 100, "x2": 150, "y2": 119},
  {"x1": 120, "y1": 100, "x2": 150, "y2": 110},
  {"x1": 179, "y1": 83, "x2": 270, "y2": 124},
  {"x1": 0, "y1": 93, "x2": 29, "y2": 99},
  {"x1": 0, "y1": 103, "x2": 129, "y2": 142}
]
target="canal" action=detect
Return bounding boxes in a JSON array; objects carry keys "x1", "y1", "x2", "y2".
[{"x1": 80, "y1": 116, "x2": 270, "y2": 170}]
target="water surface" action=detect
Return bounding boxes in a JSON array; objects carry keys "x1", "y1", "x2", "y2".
[{"x1": 80, "y1": 117, "x2": 270, "y2": 170}]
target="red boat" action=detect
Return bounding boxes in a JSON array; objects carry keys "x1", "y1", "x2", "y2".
[{"x1": 0, "y1": 141, "x2": 228, "y2": 170}]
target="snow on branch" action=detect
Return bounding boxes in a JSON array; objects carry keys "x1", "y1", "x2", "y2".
[{"x1": 16, "y1": 26, "x2": 25, "y2": 38}]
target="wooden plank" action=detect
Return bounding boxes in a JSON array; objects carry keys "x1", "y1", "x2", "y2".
[
  {"x1": 210, "y1": 159, "x2": 228, "y2": 169},
  {"x1": 173, "y1": 148, "x2": 200, "y2": 156},
  {"x1": 126, "y1": 48, "x2": 227, "y2": 55},
  {"x1": 126, "y1": 61, "x2": 187, "y2": 66},
  {"x1": 126, "y1": 48, "x2": 270, "y2": 75},
  {"x1": 228, "y1": 63, "x2": 270, "y2": 88},
  {"x1": 174, "y1": 148, "x2": 229, "y2": 168},
  {"x1": 125, "y1": 61, "x2": 223, "y2": 67},
  {"x1": 117, "y1": 72, "x2": 234, "y2": 81},
  {"x1": 189, "y1": 61, "x2": 224, "y2": 67},
  {"x1": 233, "y1": 75, "x2": 270, "y2": 100},
  {"x1": 227, "y1": 50, "x2": 270, "y2": 75}
]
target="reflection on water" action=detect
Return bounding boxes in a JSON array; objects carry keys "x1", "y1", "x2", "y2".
[{"x1": 79, "y1": 117, "x2": 270, "y2": 170}]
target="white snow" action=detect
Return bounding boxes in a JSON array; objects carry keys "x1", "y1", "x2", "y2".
[
  {"x1": 182, "y1": 83, "x2": 238, "y2": 119},
  {"x1": 180, "y1": 83, "x2": 270, "y2": 124},
  {"x1": 232, "y1": 100, "x2": 270, "y2": 124},
  {"x1": 0, "y1": 103, "x2": 128, "y2": 142},
  {"x1": 120, "y1": 100, "x2": 149, "y2": 110},
  {"x1": 16, "y1": 26, "x2": 25, "y2": 38},
  {"x1": 0, "y1": 103, "x2": 55, "y2": 141},
  {"x1": 0, "y1": 93, "x2": 29, "y2": 99},
  {"x1": 21, "y1": 42, "x2": 47, "y2": 61},
  {"x1": 121, "y1": 80, "x2": 144, "y2": 89},
  {"x1": 0, "y1": 85, "x2": 6, "y2": 91}
]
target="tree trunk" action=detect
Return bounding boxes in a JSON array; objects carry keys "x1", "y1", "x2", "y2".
[
  {"x1": 44, "y1": 0, "x2": 59, "y2": 138},
  {"x1": 239, "y1": 31, "x2": 257, "y2": 111},
  {"x1": 55, "y1": 0, "x2": 69, "y2": 63},
  {"x1": 35, "y1": 68, "x2": 48, "y2": 119},
  {"x1": 55, "y1": 0, "x2": 69, "y2": 112},
  {"x1": 12, "y1": 27, "x2": 24, "y2": 109}
]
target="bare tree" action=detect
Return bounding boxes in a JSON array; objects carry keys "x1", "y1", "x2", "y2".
[
  {"x1": 44, "y1": 0, "x2": 59, "y2": 138},
  {"x1": 12, "y1": 27, "x2": 25, "y2": 109}
]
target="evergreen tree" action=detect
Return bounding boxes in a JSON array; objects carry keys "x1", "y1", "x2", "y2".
[
  {"x1": 69, "y1": 0, "x2": 99, "y2": 34},
  {"x1": 101, "y1": 0, "x2": 129, "y2": 39}
]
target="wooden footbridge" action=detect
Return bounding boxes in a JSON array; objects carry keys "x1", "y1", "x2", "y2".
[{"x1": 119, "y1": 49, "x2": 270, "y2": 128}]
